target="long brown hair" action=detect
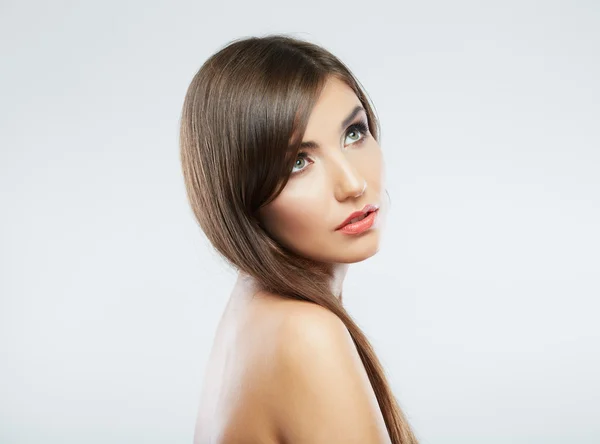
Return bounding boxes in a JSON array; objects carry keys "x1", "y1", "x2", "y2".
[{"x1": 179, "y1": 33, "x2": 418, "y2": 444}]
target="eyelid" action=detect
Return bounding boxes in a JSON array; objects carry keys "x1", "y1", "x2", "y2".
[
  {"x1": 290, "y1": 152, "x2": 313, "y2": 176},
  {"x1": 344, "y1": 119, "x2": 370, "y2": 146},
  {"x1": 290, "y1": 119, "x2": 370, "y2": 176}
]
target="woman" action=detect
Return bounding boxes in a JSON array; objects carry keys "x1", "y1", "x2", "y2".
[{"x1": 179, "y1": 34, "x2": 419, "y2": 444}]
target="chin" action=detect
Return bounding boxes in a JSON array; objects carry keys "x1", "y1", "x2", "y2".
[
  {"x1": 338, "y1": 241, "x2": 381, "y2": 264},
  {"x1": 309, "y1": 231, "x2": 382, "y2": 264},
  {"x1": 336, "y1": 251, "x2": 378, "y2": 264}
]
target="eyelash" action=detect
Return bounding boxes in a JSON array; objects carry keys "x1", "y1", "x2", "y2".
[{"x1": 291, "y1": 120, "x2": 370, "y2": 176}]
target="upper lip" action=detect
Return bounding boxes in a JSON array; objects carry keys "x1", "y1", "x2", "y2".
[{"x1": 336, "y1": 204, "x2": 380, "y2": 230}]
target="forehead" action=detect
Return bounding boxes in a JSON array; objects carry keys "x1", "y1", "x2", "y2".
[{"x1": 303, "y1": 77, "x2": 362, "y2": 134}]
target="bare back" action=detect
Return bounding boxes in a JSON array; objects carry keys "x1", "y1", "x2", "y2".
[
  {"x1": 194, "y1": 276, "x2": 391, "y2": 444},
  {"x1": 194, "y1": 282, "x2": 285, "y2": 443}
]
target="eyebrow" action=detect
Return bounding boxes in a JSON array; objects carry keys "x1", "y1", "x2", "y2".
[{"x1": 298, "y1": 105, "x2": 366, "y2": 150}]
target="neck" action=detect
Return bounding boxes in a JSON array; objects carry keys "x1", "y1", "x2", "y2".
[
  {"x1": 329, "y1": 262, "x2": 349, "y2": 303},
  {"x1": 235, "y1": 262, "x2": 349, "y2": 304}
]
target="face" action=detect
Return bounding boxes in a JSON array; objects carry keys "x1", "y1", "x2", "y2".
[{"x1": 257, "y1": 76, "x2": 388, "y2": 264}]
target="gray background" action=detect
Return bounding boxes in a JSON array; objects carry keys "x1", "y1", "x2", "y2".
[{"x1": 1, "y1": 1, "x2": 598, "y2": 443}]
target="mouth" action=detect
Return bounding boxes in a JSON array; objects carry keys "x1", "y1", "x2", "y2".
[
  {"x1": 337, "y1": 208, "x2": 379, "y2": 235},
  {"x1": 336, "y1": 204, "x2": 380, "y2": 231},
  {"x1": 347, "y1": 212, "x2": 372, "y2": 224}
]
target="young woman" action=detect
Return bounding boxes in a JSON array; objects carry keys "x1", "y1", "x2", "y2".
[{"x1": 179, "y1": 34, "x2": 419, "y2": 444}]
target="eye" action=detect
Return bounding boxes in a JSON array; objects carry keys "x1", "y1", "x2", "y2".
[
  {"x1": 290, "y1": 152, "x2": 313, "y2": 175},
  {"x1": 344, "y1": 121, "x2": 370, "y2": 147}
]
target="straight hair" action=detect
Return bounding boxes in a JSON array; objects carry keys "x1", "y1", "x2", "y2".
[{"x1": 179, "y1": 33, "x2": 418, "y2": 443}]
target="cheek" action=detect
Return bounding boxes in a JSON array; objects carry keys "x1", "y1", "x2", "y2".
[
  {"x1": 355, "y1": 142, "x2": 384, "y2": 187},
  {"x1": 261, "y1": 186, "x2": 329, "y2": 243}
]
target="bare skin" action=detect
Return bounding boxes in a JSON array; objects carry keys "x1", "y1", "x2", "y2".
[{"x1": 194, "y1": 76, "x2": 391, "y2": 443}]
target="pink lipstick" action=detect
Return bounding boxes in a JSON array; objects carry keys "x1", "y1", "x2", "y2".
[{"x1": 336, "y1": 204, "x2": 379, "y2": 235}]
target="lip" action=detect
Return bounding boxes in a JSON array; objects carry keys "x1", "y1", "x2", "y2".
[{"x1": 335, "y1": 204, "x2": 380, "y2": 230}]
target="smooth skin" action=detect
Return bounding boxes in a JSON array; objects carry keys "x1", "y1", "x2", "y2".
[
  {"x1": 195, "y1": 76, "x2": 391, "y2": 443},
  {"x1": 258, "y1": 76, "x2": 388, "y2": 266}
]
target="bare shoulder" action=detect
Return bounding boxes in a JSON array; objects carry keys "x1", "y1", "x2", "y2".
[
  {"x1": 195, "y1": 291, "x2": 391, "y2": 444},
  {"x1": 273, "y1": 297, "x2": 346, "y2": 347},
  {"x1": 267, "y1": 298, "x2": 392, "y2": 444}
]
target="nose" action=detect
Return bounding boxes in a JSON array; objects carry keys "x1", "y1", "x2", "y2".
[{"x1": 331, "y1": 154, "x2": 367, "y2": 202}]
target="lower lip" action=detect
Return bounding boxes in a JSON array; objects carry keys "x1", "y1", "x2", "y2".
[{"x1": 338, "y1": 209, "x2": 379, "y2": 235}]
